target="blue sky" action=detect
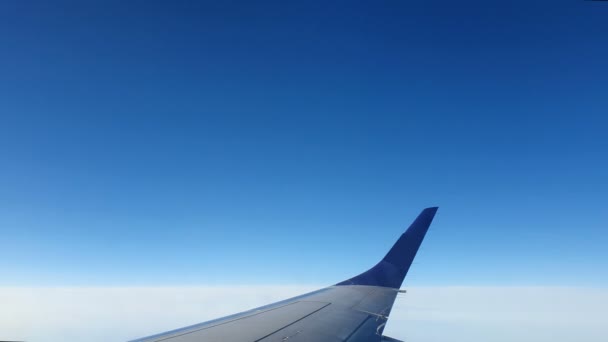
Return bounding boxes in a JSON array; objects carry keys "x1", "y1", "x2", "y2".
[{"x1": 1, "y1": 0, "x2": 607, "y2": 287}]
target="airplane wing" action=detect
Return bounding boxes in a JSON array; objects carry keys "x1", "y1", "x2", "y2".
[{"x1": 129, "y1": 207, "x2": 438, "y2": 342}]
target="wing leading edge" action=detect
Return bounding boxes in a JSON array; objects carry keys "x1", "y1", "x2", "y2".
[{"x1": 130, "y1": 207, "x2": 438, "y2": 342}]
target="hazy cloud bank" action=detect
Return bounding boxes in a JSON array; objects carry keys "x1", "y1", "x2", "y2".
[{"x1": 1, "y1": 286, "x2": 606, "y2": 342}]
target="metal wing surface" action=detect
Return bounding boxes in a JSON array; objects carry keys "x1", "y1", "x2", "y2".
[{"x1": 130, "y1": 207, "x2": 438, "y2": 342}]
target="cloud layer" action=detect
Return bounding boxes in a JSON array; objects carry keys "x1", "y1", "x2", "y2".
[{"x1": 1, "y1": 286, "x2": 606, "y2": 342}]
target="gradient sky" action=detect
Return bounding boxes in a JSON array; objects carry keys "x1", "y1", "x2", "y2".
[{"x1": 1, "y1": 0, "x2": 607, "y2": 287}]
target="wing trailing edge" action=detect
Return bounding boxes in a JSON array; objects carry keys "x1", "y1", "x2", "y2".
[{"x1": 336, "y1": 207, "x2": 438, "y2": 289}]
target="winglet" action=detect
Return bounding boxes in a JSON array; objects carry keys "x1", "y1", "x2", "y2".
[{"x1": 336, "y1": 207, "x2": 438, "y2": 289}]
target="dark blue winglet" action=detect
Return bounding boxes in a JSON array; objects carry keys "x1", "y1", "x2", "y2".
[{"x1": 336, "y1": 207, "x2": 438, "y2": 289}]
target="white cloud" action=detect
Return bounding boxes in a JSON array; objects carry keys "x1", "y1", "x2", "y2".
[
  {"x1": 385, "y1": 287, "x2": 608, "y2": 342},
  {"x1": 0, "y1": 286, "x2": 606, "y2": 342}
]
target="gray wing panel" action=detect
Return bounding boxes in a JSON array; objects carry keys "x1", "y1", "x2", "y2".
[
  {"x1": 130, "y1": 285, "x2": 400, "y2": 342},
  {"x1": 140, "y1": 301, "x2": 330, "y2": 342}
]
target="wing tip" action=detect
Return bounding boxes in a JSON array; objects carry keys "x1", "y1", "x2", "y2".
[{"x1": 421, "y1": 206, "x2": 439, "y2": 216}]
